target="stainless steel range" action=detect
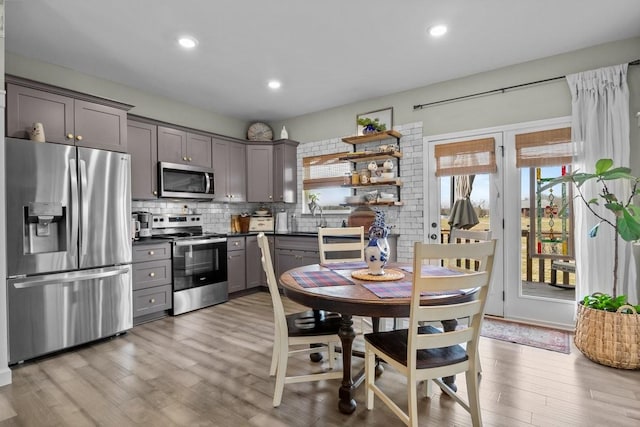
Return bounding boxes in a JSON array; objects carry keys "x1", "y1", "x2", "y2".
[{"x1": 151, "y1": 213, "x2": 228, "y2": 315}]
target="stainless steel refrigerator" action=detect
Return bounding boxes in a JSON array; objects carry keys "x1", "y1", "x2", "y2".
[{"x1": 5, "y1": 137, "x2": 132, "y2": 364}]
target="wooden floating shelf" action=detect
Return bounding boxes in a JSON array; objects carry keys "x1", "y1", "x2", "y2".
[
  {"x1": 341, "y1": 179, "x2": 403, "y2": 188},
  {"x1": 339, "y1": 152, "x2": 402, "y2": 162},
  {"x1": 342, "y1": 130, "x2": 402, "y2": 145},
  {"x1": 341, "y1": 201, "x2": 404, "y2": 207}
]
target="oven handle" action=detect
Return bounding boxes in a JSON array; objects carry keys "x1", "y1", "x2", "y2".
[{"x1": 173, "y1": 238, "x2": 227, "y2": 247}]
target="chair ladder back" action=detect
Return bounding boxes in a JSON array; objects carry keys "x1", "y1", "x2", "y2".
[
  {"x1": 450, "y1": 228, "x2": 492, "y2": 271},
  {"x1": 408, "y1": 241, "x2": 495, "y2": 364},
  {"x1": 318, "y1": 226, "x2": 365, "y2": 264}
]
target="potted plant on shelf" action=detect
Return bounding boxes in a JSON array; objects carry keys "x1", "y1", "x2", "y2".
[
  {"x1": 357, "y1": 117, "x2": 387, "y2": 134},
  {"x1": 543, "y1": 158, "x2": 640, "y2": 369}
]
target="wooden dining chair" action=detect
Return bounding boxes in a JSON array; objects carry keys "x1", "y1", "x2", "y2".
[
  {"x1": 317, "y1": 226, "x2": 365, "y2": 264},
  {"x1": 449, "y1": 228, "x2": 491, "y2": 244},
  {"x1": 256, "y1": 233, "x2": 343, "y2": 407},
  {"x1": 317, "y1": 226, "x2": 375, "y2": 332},
  {"x1": 364, "y1": 240, "x2": 496, "y2": 427}
]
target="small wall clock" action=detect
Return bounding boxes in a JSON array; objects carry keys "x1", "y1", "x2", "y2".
[{"x1": 247, "y1": 122, "x2": 273, "y2": 141}]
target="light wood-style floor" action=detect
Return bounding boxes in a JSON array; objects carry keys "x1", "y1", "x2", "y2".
[{"x1": 1, "y1": 292, "x2": 639, "y2": 427}]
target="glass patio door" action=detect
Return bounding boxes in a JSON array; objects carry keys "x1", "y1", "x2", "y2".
[
  {"x1": 426, "y1": 118, "x2": 577, "y2": 327},
  {"x1": 502, "y1": 122, "x2": 576, "y2": 328},
  {"x1": 425, "y1": 132, "x2": 504, "y2": 317}
]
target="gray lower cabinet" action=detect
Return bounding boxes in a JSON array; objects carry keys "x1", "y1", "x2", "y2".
[
  {"x1": 128, "y1": 119, "x2": 158, "y2": 199},
  {"x1": 275, "y1": 236, "x2": 320, "y2": 282},
  {"x1": 227, "y1": 237, "x2": 246, "y2": 293},
  {"x1": 246, "y1": 234, "x2": 274, "y2": 288},
  {"x1": 132, "y1": 241, "x2": 172, "y2": 325}
]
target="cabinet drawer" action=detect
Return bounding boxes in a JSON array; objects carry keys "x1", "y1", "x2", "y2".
[
  {"x1": 133, "y1": 243, "x2": 171, "y2": 262},
  {"x1": 133, "y1": 284, "x2": 172, "y2": 317},
  {"x1": 227, "y1": 236, "x2": 245, "y2": 251},
  {"x1": 133, "y1": 259, "x2": 172, "y2": 290}
]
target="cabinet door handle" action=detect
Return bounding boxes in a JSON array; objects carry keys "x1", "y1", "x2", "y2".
[
  {"x1": 183, "y1": 156, "x2": 188, "y2": 161},
  {"x1": 148, "y1": 250, "x2": 155, "y2": 255},
  {"x1": 149, "y1": 298, "x2": 156, "y2": 304},
  {"x1": 188, "y1": 157, "x2": 192, "y2": 162},
  {"x1": 269, "y1": 195, "x2": 273, "y2": 199},
  {"x1": 153, "y1": 190, "x2": 158, "y2": 196},
  {"x1": 149, "y1": 272, "x2": 155, "y2": 277},
  {"x1": 66, "y1": 133, "x2": 74, "y2": 140},
  {"x1": 76, "y1": 135, "x2": 83, "y2": 141}
]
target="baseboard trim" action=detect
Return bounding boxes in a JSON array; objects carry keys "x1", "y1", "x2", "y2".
[{"x1": 0, "y1": 366, "x2": 12, "y2": 386}]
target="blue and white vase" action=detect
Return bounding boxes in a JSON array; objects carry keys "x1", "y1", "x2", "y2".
[{"x1": 365, "y1": 237, "x2": 390, "y2": 275}]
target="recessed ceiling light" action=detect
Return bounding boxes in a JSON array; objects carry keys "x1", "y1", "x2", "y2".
[
  {"x1": 178, "y1": 36, "x2": 198, "y2": 49},
  {"x1": 268, "y1": 80, "x2": 281, "y2": 89},
  {"x1": 428, "y1": 25, "x2": 447, "y2": 37}
]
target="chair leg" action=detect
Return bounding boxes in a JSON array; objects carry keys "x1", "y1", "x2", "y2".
[
  {"x1": 328, "y1": 341, "x2": 336, "y2": 369},
  {"x1": 465, "y1": 370, "x2": 483, "y2": 427},
  {"x1": 269, "y1": 331, "x2": 279, "y2": 376},
  {"x1": 273, "y1": 341, "x2": 289, "y2": 407},
  {"x1": 422, "y1": 379, "x2": 434, "y2": 398},
  {"x1": 365, "y1": 344, "x2": 376, "y2": 410},
  {"x1": 408, "y1": 377, "x2": 419, "y2": 427}
]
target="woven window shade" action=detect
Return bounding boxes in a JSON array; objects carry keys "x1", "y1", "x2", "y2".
[
  {"x1": 434, "y1": 138, "x2": 496, "y2": 177},
  {"x1": 515, "y1": 127, "x2": 573, "y2": 168},
  {"x1": 303, "y1": 152, "x2": 351, "y2": 190}
]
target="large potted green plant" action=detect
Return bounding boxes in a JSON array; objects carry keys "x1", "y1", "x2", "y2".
[{"x1": 544, "y1": 159, "x2": 640, "y2": 368}]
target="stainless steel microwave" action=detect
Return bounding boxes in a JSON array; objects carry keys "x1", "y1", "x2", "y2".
[{"x1": 158, "y1": 162, "x2": 216, "y2": 199}]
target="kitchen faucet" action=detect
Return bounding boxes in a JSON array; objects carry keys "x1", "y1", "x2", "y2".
[{"x1": 308, "y1": 200, "x2": 327, "y2": 228}]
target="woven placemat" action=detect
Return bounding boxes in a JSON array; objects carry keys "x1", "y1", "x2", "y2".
[{"x1": 351, "y1": 269, "x2": 405, "y2": 281}]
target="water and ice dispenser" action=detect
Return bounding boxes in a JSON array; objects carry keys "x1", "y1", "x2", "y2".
[{"x1": 24, "y1": 201, "x2": 67, "y2": 254}]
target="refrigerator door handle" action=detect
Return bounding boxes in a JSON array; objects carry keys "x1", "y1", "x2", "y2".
[
  {"x1": 69, "y1": 158, "x2": 79, "y2": 253},
  {"x1": 10, "y1": 266, "x2": 130, "y2": 289},
  {"x1": 79, "y1": 159, "x2": 89, "y2": 257}
]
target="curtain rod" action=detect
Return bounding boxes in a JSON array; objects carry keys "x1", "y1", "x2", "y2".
[{"x1": 413, "y1": 59, "x2": 640, "y2": 111}]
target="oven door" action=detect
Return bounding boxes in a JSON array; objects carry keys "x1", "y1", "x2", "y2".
[{"x1": 172, "y1": 238, "x2": 227, "y2": 292}]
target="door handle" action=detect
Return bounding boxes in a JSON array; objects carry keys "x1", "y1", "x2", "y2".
[
  {"x1": 69, "y1": 158, "x2": 79, "y2": 257},
  {"x1": 79, "y1": 159, "x2": 89, "y2": 257}
]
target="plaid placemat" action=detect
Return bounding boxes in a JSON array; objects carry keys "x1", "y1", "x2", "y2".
[
  {"x1": 362, "y1": 281, "x2": 464, "y2": 299},
  {"x1": 320, "y1": 261, "x2": 368, "y2": 270},
  {"x1": 400, "y1": 265, "x2": 462, "y2": 276},
  {"x1": 290, "y1": 270, "x2": 355, "y2": 288}
]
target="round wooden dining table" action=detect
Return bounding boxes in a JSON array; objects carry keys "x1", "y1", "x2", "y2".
[{"x1": 278, "y1": 262, "x2": 479, "y2": 415}]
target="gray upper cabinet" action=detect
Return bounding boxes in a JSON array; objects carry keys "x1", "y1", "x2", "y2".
[
  {"x1": 274, "y1": 140, "x2": 298, "y2": 203},
  {"x1": 212, "y1": 138, "x2": 246, "y2": 202},
  {"x1": 246, "y1": 144, "x2": 274, "y2": 202},
  {"x1": 247, "y1": 139, "x2": 299, "y2": 203},
  {"x1": 157, "y1": 126, "x2": 212, "y2": 168},
  {"x1": 6, "y1": 80, "x2": 130, "y2": 152},
  {"x1": 128, "y1": 120, "x2": 158, "y2": 199}
]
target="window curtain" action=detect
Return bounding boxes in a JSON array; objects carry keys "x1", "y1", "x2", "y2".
[{"x1": 566, "y1": 64, "x2": 636, "y2": 304}]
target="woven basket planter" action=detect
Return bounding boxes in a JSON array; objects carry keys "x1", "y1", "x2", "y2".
[{"x1": 574, "y1": 302, "x2": 640, "y2": 369}]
